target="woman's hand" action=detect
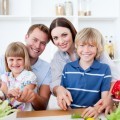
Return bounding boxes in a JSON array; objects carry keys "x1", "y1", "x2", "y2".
[
  {"x1": 81, "y1": 106, "x2": 99, "y2": 118},
  {"x1": 56, "y1": 86, "x2": 73, "y2": 110}
]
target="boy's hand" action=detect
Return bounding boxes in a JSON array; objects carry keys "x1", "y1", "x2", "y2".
[{"x1": 81, "y1": 106, "x2": 99, "y2": 118}]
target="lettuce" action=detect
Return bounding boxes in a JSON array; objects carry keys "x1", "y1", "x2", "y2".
[{"x1": 106, "y1": 107, "x2": 120, "y2": 120}]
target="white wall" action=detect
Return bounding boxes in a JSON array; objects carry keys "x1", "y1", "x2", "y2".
[{"x1": 0, "y1": 0, "x2": 120, "y2": 63}]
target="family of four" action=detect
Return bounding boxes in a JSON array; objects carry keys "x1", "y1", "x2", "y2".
[{"x1": 0, "y1": 17, "x2": 120, "y2": 118}]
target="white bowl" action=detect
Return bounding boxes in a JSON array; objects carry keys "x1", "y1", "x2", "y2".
[{"x1": 0, "y1": 112, "x2": 17, "y2": 120}]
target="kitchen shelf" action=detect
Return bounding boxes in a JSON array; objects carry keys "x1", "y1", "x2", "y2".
[
  {"x1": 31, "y1": 16, "x2": 118, "y2": 21},
  {"x1": 78, "y1": 16, "x2": 118, "y2": 21},
  {"x1": 0, "y1": 0, "x2": 120, "y2": 62},
  {"x1": 0, "y1": 15, "x2": 29, "y2": 21}
]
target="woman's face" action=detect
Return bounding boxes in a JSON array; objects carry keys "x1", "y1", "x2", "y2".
[{"x1": 51, "y1": 27, "x2": 73, "y2": 52}]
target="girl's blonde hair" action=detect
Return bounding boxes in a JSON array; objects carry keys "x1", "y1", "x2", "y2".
[
  {"x1": 5, "y1": 42, "x2": 31, "y2": 72},
  {"x1": 75, "y1": 27, "x2": 104, "y2": 59}
]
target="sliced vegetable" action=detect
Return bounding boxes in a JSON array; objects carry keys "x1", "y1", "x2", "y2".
[
  {"x1": 0, "y1": 100, "x2": 18, "y2": 118},
  {"x1": 106, "y1": 107, "x2": 120, "y2": 120},
  {"x1": 85, "y1": 118, "x2": 95, "y2": 120},
  {"x1": 71, "y1": 113, "x2": 82, "y2": 119}
]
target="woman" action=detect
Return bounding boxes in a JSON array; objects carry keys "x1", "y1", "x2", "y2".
[{"x1": 49, "y1": 17, "x2": 120, "y2": 113}]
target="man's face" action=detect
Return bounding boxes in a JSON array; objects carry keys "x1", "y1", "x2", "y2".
[{"x1": 25, "y1": 28, "x2": 49, "y2": 60}]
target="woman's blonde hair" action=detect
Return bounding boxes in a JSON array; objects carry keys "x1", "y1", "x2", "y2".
[
  {"x1": 5, "y1": 42, "x2": 31, "y2": 72},
  {"x1": 75, "y1": 27, "x2": 104, "y2": 59}
]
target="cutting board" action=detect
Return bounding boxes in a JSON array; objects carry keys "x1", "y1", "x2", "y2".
[{"x1": 16, "y1": 114, "x2": 106, "y2": 120}]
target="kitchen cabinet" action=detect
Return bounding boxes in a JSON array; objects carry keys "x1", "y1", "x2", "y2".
[{"x1": 0, "y1": 0, "x2": 120, "y2": 62}]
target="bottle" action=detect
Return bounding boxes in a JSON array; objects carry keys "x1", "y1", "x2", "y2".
[
  {"x1": 56, "y1": 3, "x2": 64, "y2": 16},
  {"x1": 78, "y1": 0, "x2": 85, "y2": 16},
  {"x1": 84, "y1": 0, "x2": 92, "y2": 16},
  {"x1": 64, "y1": 1, "x2": 73, "y2": 16},
  {"x1": 104, "y1": 36, "x2": 108, "y2": 52},
  {"x1": 105, "y1": 36, "x2": 114, "y2": 59},
  {"x1": 2, "y1": 0, "x2": 9, "y2": 15}
]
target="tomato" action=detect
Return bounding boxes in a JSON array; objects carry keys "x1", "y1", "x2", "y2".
[{"x1": 111, "y1": 81, "x2": 120, "y2": 100}]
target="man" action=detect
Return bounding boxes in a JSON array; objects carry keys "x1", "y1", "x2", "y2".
[{"x1": 0, "y1": 24, "x2": 51, "y2": 110}]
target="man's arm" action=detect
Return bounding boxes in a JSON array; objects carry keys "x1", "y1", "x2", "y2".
[{"x1": 32, "y1": 85, "x2": 51, "y2": 110}]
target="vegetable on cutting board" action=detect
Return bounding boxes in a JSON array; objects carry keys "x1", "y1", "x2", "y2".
[
  {"x1": 71, "y1": 113, "x2": 101, "y2": 120},
  {"x1": 106, "y1": 105, "x2": 120, "y2": 120},
  {"x1": 0, "y1": 99, "x2": 18, "y2": 118}
]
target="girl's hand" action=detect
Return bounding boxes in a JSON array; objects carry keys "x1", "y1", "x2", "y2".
[
  {"x1": 7, "y1": 88, "x2": 21, "y2": 99},
  {"x1": 81, "y1": 106, "x2": 99, "y2": 118},
  {"x1": 56, "y1": 86, "x2": 73, "y2": 110}
]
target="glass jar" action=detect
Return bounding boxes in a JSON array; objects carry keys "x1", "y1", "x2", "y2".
[
  {"x1": 64, "y1": 1, "x2": 73, "y2": 16},
  {"x1": 78, "y1": 0, "x2": 92, "y2": 16},
  {"x1": 78, "y1": 0, "x2": 85, "y2": 16},
  {"x1": 56, "y1": 3, "x2": 64, "y2": 16},
  {"x1": 2, "y1": 0, "x2": 9, "y2": 15},
  {"x1": 84, "y1": 0, "x2": 92, "y2": 16}
]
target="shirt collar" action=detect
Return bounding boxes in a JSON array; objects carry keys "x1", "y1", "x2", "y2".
[
  {"x1": 61, "y1": 50, "x2": 79, "y2": 63},
  {"x1": 31, "y1": 58, "x2": 40, "y2": 70},
  {"x1": 71, "y1": 59, "x2": 101, "y2": 70},
  {"x1": 9, "y1": 69, "x2": 26, "y2": 81}
]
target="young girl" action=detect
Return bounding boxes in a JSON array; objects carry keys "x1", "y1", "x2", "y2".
[
  {"x1": 60, "y1": 28, "x2": 112, "y2": 118},
  {"x1": 0, "y1": 42, "x2": 37, "y2": 111}
]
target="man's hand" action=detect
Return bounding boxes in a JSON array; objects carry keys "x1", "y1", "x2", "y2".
[
  {"x1": 56, "y1": 86, "x2": 73, "y2": 110},
  {"x1": 16, "y1": 87, "x2": 36, "y2": 103},
  {"x1": 94, "y1": 96, "x2": 114, "y2": 115}
]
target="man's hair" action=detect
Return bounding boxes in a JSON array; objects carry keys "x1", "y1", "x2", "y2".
[{"x1": 27, "y1": 24, "x2": 50, "y2": 42}]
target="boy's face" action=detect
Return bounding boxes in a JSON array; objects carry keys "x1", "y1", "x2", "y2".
[
  {"x1": 77, "y1": 41, "x2": 97, "y2": 64},
  {"x1": 25, "y1": 28, "x2": 48, "y2": 60}
]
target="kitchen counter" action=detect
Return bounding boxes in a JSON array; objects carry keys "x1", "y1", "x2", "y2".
[{"x1": 16, "y1": 108, "x2": 107, "y2": 120}]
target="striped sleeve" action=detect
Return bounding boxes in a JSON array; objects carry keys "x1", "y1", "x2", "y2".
[{"x1": 101, "y1": 65, "x2": 112, "y2": 92}]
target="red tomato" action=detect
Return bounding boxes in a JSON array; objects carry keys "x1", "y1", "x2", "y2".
[{"x1": 111, "y1": 81, "x2": 120, "y2": 100}]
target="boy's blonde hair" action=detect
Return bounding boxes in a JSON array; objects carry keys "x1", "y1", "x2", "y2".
[
  {"x1": 5, "y1": 42, "x2": 31, "y2": 72},
  {"x1": 75, "y1": 27, "x2": 104, "y2": 59}
]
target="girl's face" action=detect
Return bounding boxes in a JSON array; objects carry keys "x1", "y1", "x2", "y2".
[
  {"x1": 7, "y1": 57, "x2": 25, "y2": 77},
  {"x1": 51, "y1": 27, "x2": 74, "y2": 52},
  {"x1": 77, "y1": 41, "x2": 97, "y2": 64}
]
